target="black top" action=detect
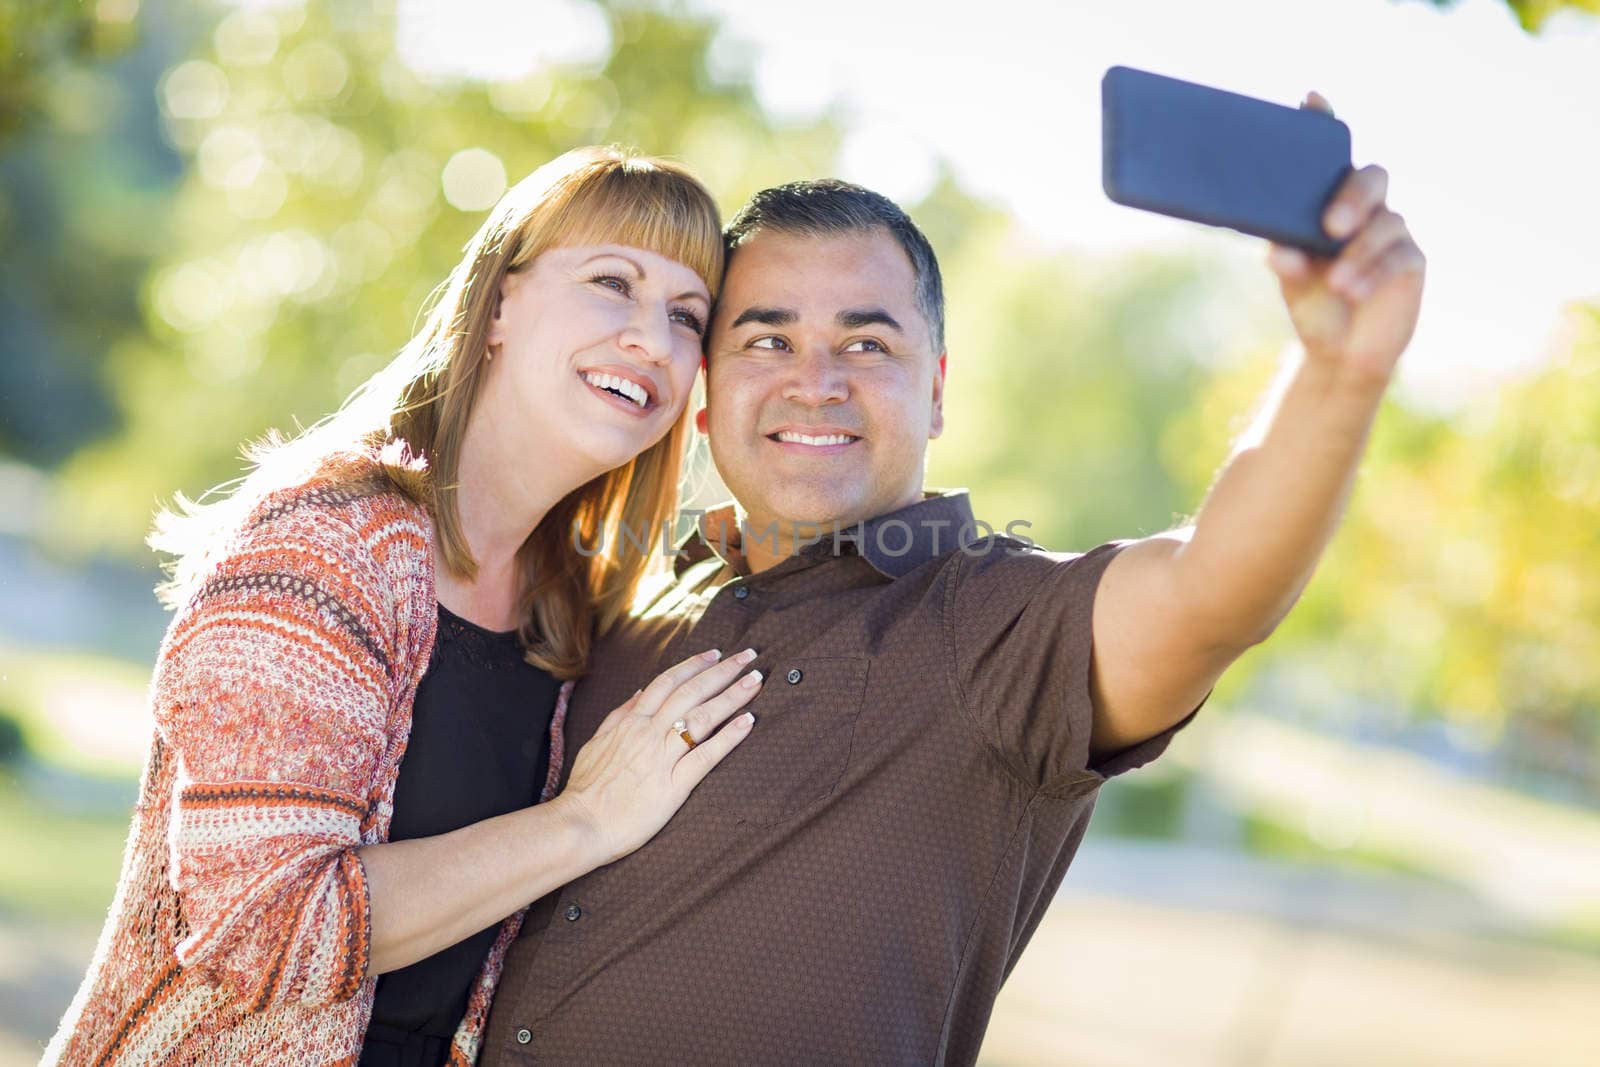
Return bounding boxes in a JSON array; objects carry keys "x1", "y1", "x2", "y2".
[{"x1": 359, "y1": 604, "x2": 559, "y2": 1067}]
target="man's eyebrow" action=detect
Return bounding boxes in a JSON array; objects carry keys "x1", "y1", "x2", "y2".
[
  {"x1": 729, "y1": 306, "x2": 797, "y2": 329},
  {"x1": 836, "y1": 307, "x2": 903, "y2": 332}
]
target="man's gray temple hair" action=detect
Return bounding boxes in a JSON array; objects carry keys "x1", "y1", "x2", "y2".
[{"x1": 722, "y1": 179, "x2": 947, "y2": 352}]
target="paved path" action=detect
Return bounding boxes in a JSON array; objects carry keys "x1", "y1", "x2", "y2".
[
  {"x1": 7, "y1": 845, "x2": 1597, "y2": 1067},
  {"x1": 983, "y1": 890, "x2": 1600, "y2": 1066}
]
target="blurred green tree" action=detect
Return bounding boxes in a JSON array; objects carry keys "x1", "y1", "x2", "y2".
[
  {"x1": 1169, "y1": 303, "x2": 1600, "y2": 784},
  {"x1": 1422, "y1": 0, "x2": 1600, "y2": 32},
  {"x1": 0, "y1": 0, "x2": 190, "y2": 465},
  {"x1": 1, "y1": 0, "x2": 140, "y2": 140},
  {"x1": 55, "y1": 0, "x2": 842, "y2": 549}
]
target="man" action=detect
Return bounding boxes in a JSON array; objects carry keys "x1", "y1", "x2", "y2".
[{"x1": 482, "y1": 92, "x2": 1424, "y2": 1064}]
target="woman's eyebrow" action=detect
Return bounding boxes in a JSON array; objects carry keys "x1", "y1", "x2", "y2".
[
  {"x1": 580, "y1": 251, "x2": 707, "y2": 303},
  {"x1": 579, "y1": 251, "x2": 645, "y2": 276}
]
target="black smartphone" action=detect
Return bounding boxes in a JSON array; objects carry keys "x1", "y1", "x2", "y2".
[{"x1": 1101, "y1": 65, "x2": 1354, "y2": 257}]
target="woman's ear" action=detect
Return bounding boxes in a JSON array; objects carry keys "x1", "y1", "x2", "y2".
[
  {"x1": 486, "y1": 271, "x2": 519, "y2": 347},
  {"x1": 486, "y1": 288, "x2": 506, "y2": 348}
]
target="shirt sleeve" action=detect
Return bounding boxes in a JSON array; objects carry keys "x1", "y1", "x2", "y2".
[
  {"x1": 946, "y1": 538, "x2": 1193, "y2": 790},
  {"x1": 151, "y1": 494, "x2": 400, "y2": 1011}
]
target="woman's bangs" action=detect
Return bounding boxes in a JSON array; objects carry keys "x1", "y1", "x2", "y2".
[{"x1": 557, "y1": 168, "x2": 724, "y2": 298}]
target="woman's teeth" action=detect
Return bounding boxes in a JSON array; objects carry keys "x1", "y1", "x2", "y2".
[
  {"x1": 774, "y1": 431, "x2": 856, "y2": 446},
  {"x1": 582, "y1": 371, "x2": 648, "y2": 408}
]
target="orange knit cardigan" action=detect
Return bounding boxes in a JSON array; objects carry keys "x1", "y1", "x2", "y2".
[{"x1": 45, "y1": 478, "x2": 572, "y2": 1066}]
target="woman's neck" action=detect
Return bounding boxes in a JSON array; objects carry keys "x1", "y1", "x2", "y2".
[{"x1": 437, "y1": 408, "x2": 595, "y2": 631}]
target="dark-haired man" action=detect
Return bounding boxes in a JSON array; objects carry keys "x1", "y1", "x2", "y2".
[{"x1": 483, "y1": 94, "x2": 1424, "y2": 1064}]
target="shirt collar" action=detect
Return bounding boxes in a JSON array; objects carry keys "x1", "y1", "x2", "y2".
[{"x1": 672, "y1": 491, "x2": 976, "y2": 580}]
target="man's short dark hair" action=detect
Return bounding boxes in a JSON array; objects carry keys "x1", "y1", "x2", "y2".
[{"x1": 724, "y1": 179, "x2": 946, "y2": 352}]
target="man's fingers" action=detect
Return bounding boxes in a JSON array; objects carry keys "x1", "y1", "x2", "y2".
[
  {"x1": 634, "y1": 649, "x2": 725, "y2": 716},
  {"x1": 1301, "y1": 90, "x2": 1334, "y2": 115},
  {"x1": 679, "y1": 669, "x2": 764, "y2": 743},
  {"x1": 1326, "y1": 208, "x2": 1410, "y2": 297},
  {"x1": 1338, "y1": 239, "x2": 1427, "y2": 302},
  {"x1": 1267, "y1": 243, "x2": 1309, "y2": 281},
  {"x1": 672, "y1": 712, "x2": 756, "y2": 787},
  {"x1": 1324, "y1": 164, "x2": 1389, "y2": 241},
  {"x1": 655, "y1": 648, "x2": 759, "y2": 724}
]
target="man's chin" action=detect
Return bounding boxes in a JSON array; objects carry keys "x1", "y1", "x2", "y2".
[{"x1": 742, "y1": 490, "x2": 871, "y2": 538}]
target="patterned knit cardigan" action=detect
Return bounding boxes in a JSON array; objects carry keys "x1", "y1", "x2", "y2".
[{"x1": 45, "y1": 478, "x2": 572, "y2": 1066}]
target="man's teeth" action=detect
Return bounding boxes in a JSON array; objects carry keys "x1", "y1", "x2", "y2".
[
  {"x1": 775, "y1": 431, "x2": 856, "y2": 446},
  {"x1": 582, "y1": 371, "x2": 648, "y2": 408}
]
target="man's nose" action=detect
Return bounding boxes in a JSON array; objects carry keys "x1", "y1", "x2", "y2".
[{"x1": 782, "y1": 347, "x2": 848, "y2": 406}]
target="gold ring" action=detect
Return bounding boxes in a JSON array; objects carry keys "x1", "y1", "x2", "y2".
[{"x1": 671, "y1": 718, "x2": 697, "y2": 750}]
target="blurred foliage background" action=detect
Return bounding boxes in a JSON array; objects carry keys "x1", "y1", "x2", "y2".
[{"x1": 1, "y1": 0, "x2": 1597, "y2": 1064}]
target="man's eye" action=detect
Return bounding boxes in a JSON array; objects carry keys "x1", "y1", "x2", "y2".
[
  {"x1": 843, "y1": 338, "x2": 886, "y2": 353},
  {"x1": 589, "y1": 274, "x2": 631, "y2": 296},
  {"x1": 749, "y1": 336, "x2": 789, "y2": 351}
]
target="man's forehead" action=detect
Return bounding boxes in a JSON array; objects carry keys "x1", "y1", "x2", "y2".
[{"x1": 719, "y1": 228, "x2": 917, "y2": 314}]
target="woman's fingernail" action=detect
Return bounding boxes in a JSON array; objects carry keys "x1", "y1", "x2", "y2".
[
  {"x1": 1327, "y1": 207, "x2": 1355, "y2": 237},
  {"x1": 741, "y1": 670, "x2": 763, "y2": 688},
  {"x1": 703, "y1": 649, "x2": 722, "y2": 662},
  {"x1": 737, "y1": 647, "x2": 758, "y2": 663},
  {"x1": 739, "y1": 712, "x2": 755, "y2": 728}
]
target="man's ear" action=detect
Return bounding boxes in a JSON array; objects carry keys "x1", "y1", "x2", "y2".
[
  {"x1": 929, "y1": 351, "x2": 947, "y2": 440},
  {"x1": 694, "y1": 406, "x2": 709, "y2": 435}
]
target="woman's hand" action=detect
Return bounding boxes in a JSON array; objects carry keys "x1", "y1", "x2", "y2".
[{"x1": 554, "y1": 648, "x2": 763, "y2": 864}]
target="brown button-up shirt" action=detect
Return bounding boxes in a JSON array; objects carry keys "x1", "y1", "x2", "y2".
[{"x1": 481, "y1": 491, "x2": 1189, "y2": 1066}]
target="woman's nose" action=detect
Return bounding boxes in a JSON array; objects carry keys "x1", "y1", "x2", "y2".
[{"x1": 620, "y1": 304, "x2": 674, "y2": 365}]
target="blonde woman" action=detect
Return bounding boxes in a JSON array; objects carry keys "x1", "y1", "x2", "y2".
[{"x1": 47, "y1": 147, "x2": 761, "y2": 1066}]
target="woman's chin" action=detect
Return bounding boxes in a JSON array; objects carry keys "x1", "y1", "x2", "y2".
[{"x1": 568, "y1": 424, "x2": 665, "y2": 473}]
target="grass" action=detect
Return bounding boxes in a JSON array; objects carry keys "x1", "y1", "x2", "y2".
[
  {"x1": 0, "y1": 643, "x2": 150, "y2": 777},
  {"x1": 0, "y1": 769, "x2": 130, "y2": 923},
  {"x1": 1239, "y1": 810, "x2": 1462, "y2": 886},
  {"x1": 0, "y1": 645, "x2": 146, "y2": 923}
]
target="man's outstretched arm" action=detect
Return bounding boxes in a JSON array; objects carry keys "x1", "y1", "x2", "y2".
[{"x1": 1087, "y1": 91, "x2": 1427, "y2": 757}]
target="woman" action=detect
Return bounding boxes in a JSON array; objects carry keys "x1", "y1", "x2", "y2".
[{"x1": 46, "y1": 146, "x2": 761, "y2": 1066}]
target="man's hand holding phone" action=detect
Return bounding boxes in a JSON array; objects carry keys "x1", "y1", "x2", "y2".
[{"x1": 1266, "y1": 93, "x2": 1426, "y2": 388}]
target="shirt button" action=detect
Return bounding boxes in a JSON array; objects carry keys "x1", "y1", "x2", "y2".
[
  {"x1": 786, "y1": 668, "x2": 803, "y2": 685},
  {"x1": 732, "y1": 585, "x2": 750, "y2": 600},
  {"x1": 564, "y1": 903, "x2": 582, "y2": 922},
  {"x1": 515, "y1": 1028, "x2": 532, "y2": 1045}
]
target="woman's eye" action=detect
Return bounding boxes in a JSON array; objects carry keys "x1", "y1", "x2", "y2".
[
  {"x1": 590, "y1": 274, "x2": 631, "y2": 296},
  {"x1": 671, "y1": 308, "x2": 705, "y2": 335},
  {"x1": 843, "y1": 338, "x2": 886, "y2": 353},
  {"x1": 749, "y1": 336, "x2": 789, "y2": 351}
]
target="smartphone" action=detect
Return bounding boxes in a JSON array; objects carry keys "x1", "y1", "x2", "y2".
[{"x1": 1101, "y1": 65, "x2": 1353, "y2": 257}]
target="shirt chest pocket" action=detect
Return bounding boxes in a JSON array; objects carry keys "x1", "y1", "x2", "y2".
[{"x1": 696, "y1": 655, "x2": 870, "y2": 826}]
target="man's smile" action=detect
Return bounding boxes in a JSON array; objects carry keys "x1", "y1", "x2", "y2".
[{"x1": 764, "y1": 424, "x2": 863, "y2": 453}]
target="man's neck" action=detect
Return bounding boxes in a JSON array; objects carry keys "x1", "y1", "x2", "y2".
[{"x1": 729, "y1": 492, "x2": 929, "y2": 576}]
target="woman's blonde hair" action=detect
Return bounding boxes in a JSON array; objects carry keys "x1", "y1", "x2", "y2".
[{"x1": 152, "y1": 146, "x2": 724, "y2": 680}]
